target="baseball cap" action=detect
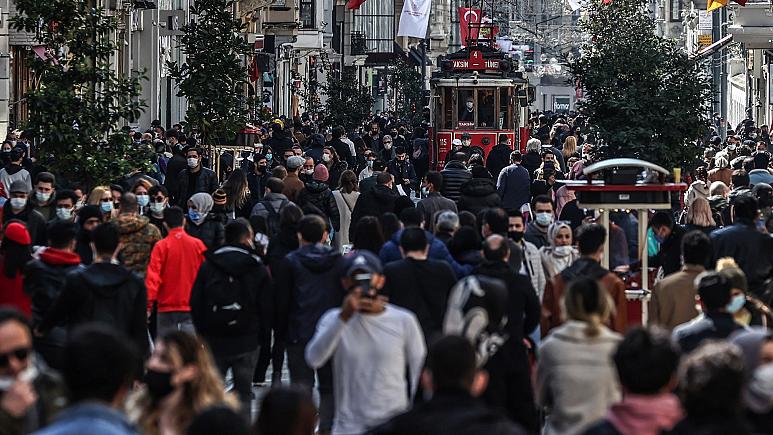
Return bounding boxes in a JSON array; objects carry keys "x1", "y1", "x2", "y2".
[
  {"x1": 286, "y1": 155, "x2": 305, "y2": 170},
  {"x1": 9, "y1": 180, "x2": 29, "y2": 194},
  {"x1": 345, "y1": 250, "x2": 383, "y2": 276}
]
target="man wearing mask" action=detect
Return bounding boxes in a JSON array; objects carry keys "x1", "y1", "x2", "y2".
[
  {"x1": 146, "y1": 185, "x2": 169, "y2": 237},
  {"x1": 174, "y1": 147, "x2": 217, "y2": 206},
  {"x1": 507, "y1": 209, "x2": 546, "y2": 302},
  {"x1": 444, "y1": 134, "x2": 473, "y2": 167},
  {"x1": 364, "y1": 121, "x2": 383, "y2": 152},
  {"x1": 387, "y1": 146, "x2": 417, "y2": 197},
  {"x1": 300, "y1": 157, "x2": 315, "y2": 184},
  {"x1": 378, "y1": 135, "x2": 396, "y2": 163},
  {"x1": 283, "y1": 156, "x2": 306, "y2": 203},
  {"x1": 0, "y1": 181, "x2": 47, "y2": 246},
  {"x1": 459, "y1": 96, "x2": 475, "y2": 122},
  {"x1": 53, "y1": 190, "x2": 79, "y2": 223},
  {"x1": 524, "y1": 195, "x2": 554, "y2": 249},
  {"x1": 29, "y1": 172, "x2": 57, "y2": 221}
]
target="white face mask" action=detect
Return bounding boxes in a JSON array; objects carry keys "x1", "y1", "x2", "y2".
[
  {"x1": 303, "y1": 169, "x2": 314, "y2": 176},
  {"x1": 322, "y1": 154, "x2": 331, "y2": 162},
  {"x1": 36, "y1": 191, "x2": 52, "y2": 203},
  {"x1": 56, "y1": 207, "x2": 73, "y2": 220},
  {"x1": 187, "y1": 157, "x2": 199, "y2": 168},
  {"x1": 553, "y1": 245, "x2": 573, "y2": 256},
  {"x1": 466, "y1": 101, "x2": 474, "y2": 110},
  {"x1": 535, "y1": 212, "x2": 554, "y2": 227},
  {"x1": 10, "y1": 197, "x2": 27, "y2": 210},
  {"x1": 384, "y1": 143, "x2": 392, "y2": 150},
  {"x1": 149, "y1": 202, "x2": 165, "y2": 214},
  {"x1": 137, "y1": 194, "x2": 150, "y2": 207}
]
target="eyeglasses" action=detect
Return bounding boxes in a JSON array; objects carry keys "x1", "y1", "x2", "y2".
[{"x1": 0, "y1": 347, "x2": 30, "y2": 368}]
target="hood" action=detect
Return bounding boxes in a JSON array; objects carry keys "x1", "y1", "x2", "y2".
[
  {"x1": 81, "y1": 263, "x2": 133, "y2": 293},
  {"x1": 3, "y1": 163, "x2": 23, "y2": 175},
  {"x1": 560, "y1": 256, "x2": 608, "y2": 282},
  {"x1": 294, "y1": 244, "x2": 342, "y2": 273},
  {"x1": 39, "y1": 247, "x2": 81, "y2": 266},
  {"x1": 305, "y1": 180, "x2": 330, "y2": 194},
  {"x1": 372, "y1": 184, "x2": 397, "y2": 202},
  {"x1": 460, "y1": 178, "x2": 496, "y2": 196},
  {"x1": 206, "y1": 245, "x2": 263, "y2": 275},
  {"x1": 607, "y1": 394, "x2": 683, "y2": 435},
  {"x1": 115, "y1": 215, "x2": 150, "y2": 234}
]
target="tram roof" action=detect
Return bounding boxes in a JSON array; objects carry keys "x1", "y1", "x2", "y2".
[{"x1": 430, "y1": 77, "x2": 527, "y2": 87}]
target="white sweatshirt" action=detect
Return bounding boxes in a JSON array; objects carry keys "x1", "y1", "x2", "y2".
[{"x1": 305, "y1": 305, "x2": 426, "y2": 435}]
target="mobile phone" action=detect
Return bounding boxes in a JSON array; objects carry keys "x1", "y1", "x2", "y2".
[{"x1": 352, "y1": 273, "x2": 374, "y2": 298}]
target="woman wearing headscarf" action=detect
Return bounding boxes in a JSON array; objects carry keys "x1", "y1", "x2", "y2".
[
  {"x1": 539, "y1": 221, "x2": 579, "y2": 279},
  {"x1": 185, "y1": 192, "x2": 224, "y2": 250}
]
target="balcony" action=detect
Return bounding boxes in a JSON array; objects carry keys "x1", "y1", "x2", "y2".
[
  {"x1": 727, "y1": 2, "x2": 773, "y2": 48},
  {"x1": 351, "y1": 31, "x2": 367, "y2": 55}
]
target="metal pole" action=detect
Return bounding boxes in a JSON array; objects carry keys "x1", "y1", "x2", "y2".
[
  {"x1": 711, "y1": 9, "x2": 721, "y2": 117},
  {"x1": 720, "y1": 7, "x2": 728, "y2": 134},
  {"x1": 421, "y1": 39, "x2": 427, "y2": 92}
]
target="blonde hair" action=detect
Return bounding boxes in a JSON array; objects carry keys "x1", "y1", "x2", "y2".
[
  {"x1": 131, "y1": 178, "x2": 154, "y2": 194},
  {"x1": 87, "y1": 186, "x2": 112, "y2": 206},
  {"x1": 716, "y1": 257, "x2": 739, "y2": 271},
  {"x1": 130, "y1": 332, "x2": 237, "y2": 435},
  {"x1": 563, "y1": 277, "x2": 612, "y2": 337},
  {"x1": 562, "y1": 135, "x2": 577, "y2": 158},
  {"x1": 685, "y1": 197, "x2": 716, "y2": 227}
]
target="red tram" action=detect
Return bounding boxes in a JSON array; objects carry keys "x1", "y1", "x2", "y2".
[{"x1": 429, "y1": 45, "x2": 531, "y2": 171}]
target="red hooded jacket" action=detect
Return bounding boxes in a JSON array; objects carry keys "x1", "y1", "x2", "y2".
[{"x1": 145, "y1": 227, "x2": 207, "y2": 312}]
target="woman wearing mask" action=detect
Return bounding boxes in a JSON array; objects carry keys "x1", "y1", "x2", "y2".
[
  {"x1": 130, "y1": 331, "x2": 237, "y2": 435},
  {"x1": 717, "y1": 258, "x2": 773, "y2": 327},
  {"x1": 0, "y1": 222, "x2": 32, "y2": 316},
  {"x1": 132, "y1": 178, "x2": 154, "y2": 216},
  {"x1": 331, "y1": 170, "x2": 360, "y2": 252},
  {"x1": 321, "y1": 146, "x2": 347, "y2": 190},
  {"x1": 358, "y1": 150, "x2": 376, "y2": 182},
  {"x1": 537, "y1": 277, "x2": 622, "y2": 435},
  {"x1": 86, "y1": 186, "x2": 117, "y2": 221},
  {"x1": 540, "y1": 221, "x2": 580, "y2": 279},
  {"x1": 185, "y1": 193, "x2": 224, "y2": 250},
  {"x1": 147, "y1": 185, "x2": 170, "y2": 237}
]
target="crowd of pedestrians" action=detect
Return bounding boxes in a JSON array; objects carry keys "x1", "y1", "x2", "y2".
[{"x1": 0, "y1": 111, "x2": 771, "y2": 435}]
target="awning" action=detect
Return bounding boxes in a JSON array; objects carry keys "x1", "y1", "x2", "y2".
[
  {"x1": 408, "y1": 47, "x2": 432, "y2": 66},
  {"x1": 694, "y1": 34, "x2": 733, "y2": 59}
]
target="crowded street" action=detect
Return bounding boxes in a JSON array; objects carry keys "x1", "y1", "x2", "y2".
[{"x1": 1, "y1": 0, "x2": 773, "y2": 434}]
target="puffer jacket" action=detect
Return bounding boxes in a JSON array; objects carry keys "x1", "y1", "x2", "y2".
[
  {"x1": 186, "y1": 213, "x2": 226, "y2": 251},
  {"x1": 440, "y1": 161, "x2": 472, "y2": 203},
  {"x1": 24, "y1": 249, "x2": 83, "y2": 327},
  {"x1": 296, "y1": 180, "x2": 341, "y2": 231},
  {"x1": 115, "y1": 214, "x2": 162, "y2": 276},
  {"x1": 458, "y1": 178, "x2": 502, "y2": 217},
  {"x1": 349, "y1": 184, "x2": 399, "y2": 239}
]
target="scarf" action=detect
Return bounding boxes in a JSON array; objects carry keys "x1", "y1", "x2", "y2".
[{"x1": 188, "y1": 192, "x2": 213, "y2": 226}]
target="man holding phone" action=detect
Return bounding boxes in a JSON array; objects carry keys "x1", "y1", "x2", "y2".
[{"x1": 305, "y1": 251, "x2": 426, "y2": 435}]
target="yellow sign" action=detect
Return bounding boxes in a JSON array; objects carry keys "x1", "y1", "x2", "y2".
[{"x1": 698, "y1": 35, "x2": 713, "y2": 48}]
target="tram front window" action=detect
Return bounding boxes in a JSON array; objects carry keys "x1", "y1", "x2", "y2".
[
  {"x1": 458, "y1": 90, "x2": 474, "y2": 125},
  {"x1": 478, "y1": 89, "x2": 495, "y2": 128}
]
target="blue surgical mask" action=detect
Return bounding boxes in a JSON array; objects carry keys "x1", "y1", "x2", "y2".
[
  {"x1": 535, "y1": 212, "x2": 553, "y2": 227},
  {"x1": 726, "y1": 294, "x2": 746, "y2": 314},
  {"x1": 265, "y1": 153, "x2": 273, "y2": 161},
  {"x1": 137, "y1": 194, "x2": 150, "y2": 207},
  {"x1": 188, "y1": 208, "x2": 202, "y2": 223},
  {"x1": 100, "y1": 201, "x2": 113, "y2": 213}
]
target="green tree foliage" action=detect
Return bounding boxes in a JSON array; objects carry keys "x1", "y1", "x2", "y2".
[
  {"x1": 11, "y1": 0, "x2": 149, "y2": 187},
  {"x1": 169, "y1": 0, "x2": 252, "y2": 144},
  {"x1": 388, "y1": 58, "x2": 423, "y2": 125},
  {"x1": 569, "y1": 0, "x2": 710, "y2": 170},
  {"x1": 324, "y1": 68, "x2": 374, "y2": 131}
]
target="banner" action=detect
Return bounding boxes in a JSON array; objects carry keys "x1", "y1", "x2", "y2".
[
  {"x1": 397, "y1": 0, "x2": 432, "y2": 38},
  {"x1": 347, "y1": 0, "x2": 367, "y2": 9},
  {"x1": 458, "y1": 8, "x2": 481, "y2": 48}
]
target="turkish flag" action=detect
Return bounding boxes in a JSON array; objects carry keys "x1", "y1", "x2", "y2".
[
  {"x1": 347, "y1": 0, "x2": 367, "y2": 9},
  {"x1": 458, "y1": 8, "x2": 481, "y2": 48}
]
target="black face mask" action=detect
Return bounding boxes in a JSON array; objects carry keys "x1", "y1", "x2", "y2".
[
  {"x1": 144, "y1": 368, "x2": 175, "y2": 400},
  {"x1": 508, "y1": 230, "x2": 524, "y2": 243}
]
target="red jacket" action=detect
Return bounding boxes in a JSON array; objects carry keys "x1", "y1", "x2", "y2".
[
  {"x1": 145, "y1": 227, "x2": 207, "y2": 312},
  {"x1": 0, "y1": 256, "x2": 29, "y2": 317}
]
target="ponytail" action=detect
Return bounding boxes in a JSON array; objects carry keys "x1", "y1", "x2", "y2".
[{"x1": 563, "y1": 277, "x2": 611, "y2": 337}]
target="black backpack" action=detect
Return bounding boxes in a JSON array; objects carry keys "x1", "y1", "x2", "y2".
[
  {"x1": 199, "y1": 261, "x2": 256, "y2": 335},
  {"x1": 259, "y1": 199, "x2": 288, "y2": 238}
]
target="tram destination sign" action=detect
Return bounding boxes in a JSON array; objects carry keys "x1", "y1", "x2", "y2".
[{"x1": 449, "y1": 50, "x2": 501, "y2": 71}]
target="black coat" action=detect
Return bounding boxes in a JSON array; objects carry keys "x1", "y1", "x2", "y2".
[
  {"x1": 349, "y1": 184, "x2": 399, "y2": 239},
  {"x1": 190, "y1": 245, "x2": 271, "y2": 356},
  {"x1": 710, "y1": 218, "x2": 773, "y2": 295},
  {"x1": 486, "y1": 144, "x2": 512, "y2": 180},
  {"x1": 440, "y1": 161, "x2": 472, "y2": 203},
  {"x1": 472, "y1": 260, "x2": 540, "y2": 432},
  {"x1": 650, "y1": 224, "x2": 686, "y2": 278},
  {"x1": 368, "y1": 390, "x2": 526, "y2": 435},
  {"x1": 458, "y1": 178, "x2": 502, "y2": 217},
  {"x1": 1, "y1": 202, "x2": 47, "y2": 246},
  {"x1": 186, "y1": 214, "x2": 225, "y2": 251},
  {"x1": 296, "y1": 181, "x2": 340, "y2": 231},
  {"x1": 174, "y1": 167, "x2": 219, "y2": 206},
  {"x1": 329, "y1": 138, "x2": 355, "y2": 167},
  {"x1": 673, "y1": 312, "x2": 744, "y2": 353},
  {"x1": 164, "y1": 154, "x2": 187, "y2": 200},
  {"x1": 39, "y1": 262, "x2": 149, "y2": 357},
  {"x1": 521, "y1": 151, "x2": 542, "y2": 179},
  {"x1": 382, "y1": 257, "x2": 457, "y2": 342}
]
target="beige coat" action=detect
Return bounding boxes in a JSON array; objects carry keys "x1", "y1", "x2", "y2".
[
  {"x1": 332, "y1": 190, "x2": 360, "y2": 252},
  {"x1": 648, "y1": 264, "x2": 704, "y2": 330},
  {"x1": 537, "y1": 321, "x2": 622, "y2": 435}
]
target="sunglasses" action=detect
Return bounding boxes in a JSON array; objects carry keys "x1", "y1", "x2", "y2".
[
  {"x1": 0, "y1": 347, "x2": 30, "y2": 368},
  {"x1": 151, "y1": 196, "x2": 166, "y2": 203},
  {"x1": 100, "y1": 197, "x2": 113, "y2": 203},
  {"x1": 303, "y1": 165, "x2": 314, "y2": 169}
]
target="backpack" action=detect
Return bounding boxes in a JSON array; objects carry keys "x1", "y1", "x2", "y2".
[
  {"x1": 259, "y1": 199, "x2": 288, "y2": 238},
  {"x1": 199, "y1": 259, "x2": 256, "y2": 335}
]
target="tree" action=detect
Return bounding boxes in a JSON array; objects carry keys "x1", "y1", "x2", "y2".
[
  {"x1": 169, "y1": 0, "x2": 252, "y2": 144},
  {"x1": 11, "y1": 0, "x2": 149, "y2": 187},
  {"x1": 388, "y1": 58, "x2": 423, "y2": 126},
  {"x1": 324, "y1": 68, "x2": 374, "y2": 131},
  {"x1": 569, "y1": 0, "x2": 710, "y2": 170}
]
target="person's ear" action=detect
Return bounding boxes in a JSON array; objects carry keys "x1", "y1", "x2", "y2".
[{"x1": 470, "y1": 370, "x2": 489, "y2": 397}]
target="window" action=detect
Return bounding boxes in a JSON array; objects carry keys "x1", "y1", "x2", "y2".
[
  {"x1": 499, "y1": 87, "x2": 513, "y2": 130},
  {"x1": 300, "y1": 0, "x2": 314, "y2": 28},
  {"x1": 352, "y1": 0, "x2": 394, "y2": 53},
  {"x1": 441, "y1": 88, "x2": 453, "y2": 129},
  {"x1": 669, "y1": 0, "x2": 682, "y2": 22},
  {"x1": 477, "y1": 89, "x2": 495, "y2": 128},
  {"x1": 457, "y1": 89, "x2": 474, "y2": 127}
]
